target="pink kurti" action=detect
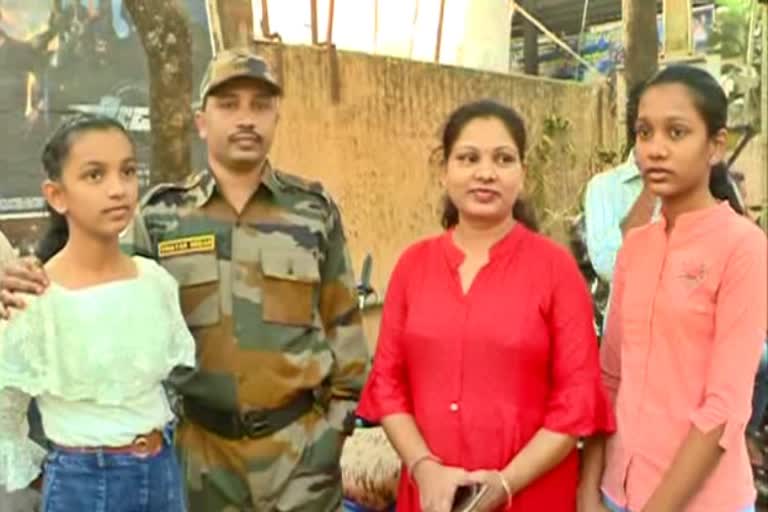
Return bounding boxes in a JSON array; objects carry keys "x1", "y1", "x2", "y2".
[
  {"x1": 359, "y1": 226, "x2": 615, "y2": 511},
  {"x1": 601, "y1": 202, "x2": 767, "y2": 511}
]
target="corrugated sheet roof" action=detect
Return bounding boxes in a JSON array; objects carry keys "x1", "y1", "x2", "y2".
[{"x1": 510, "y1": 0, "x2": 714, "y2": 38}]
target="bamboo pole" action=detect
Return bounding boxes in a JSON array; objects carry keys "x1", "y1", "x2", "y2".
[{"x1": 434, "y1": 0, "x2": 446, "y2": 63}]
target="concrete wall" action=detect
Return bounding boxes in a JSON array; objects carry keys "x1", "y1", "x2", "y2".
[
  {"x1": 252, "y1": 44, "x2": 617, "y2": 348},
  {"x1": 259, "y1": 44, "x2": 615, "y2": 291}
]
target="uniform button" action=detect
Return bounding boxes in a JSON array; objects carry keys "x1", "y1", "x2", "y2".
[{"x1": 449, "y1": 402, "x2": 459, "y2": 412}]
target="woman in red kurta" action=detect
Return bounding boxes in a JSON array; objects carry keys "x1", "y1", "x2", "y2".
[{"x1": 357, "y1": 100, "x2": 615, "y2": 512}]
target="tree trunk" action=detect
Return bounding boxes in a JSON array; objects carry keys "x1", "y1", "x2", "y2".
[
  {"x1": 124, "y1": 0, "x2": 193, "y2": 184},
  {"x1": 622, "y1": 0, "x2": 659, "y2": 93},
  {"x1": 522, "y1": 0, "x2": 539, "y2": 76}
]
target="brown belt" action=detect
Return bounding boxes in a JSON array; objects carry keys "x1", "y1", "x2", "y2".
[{"x1": 52, "y1": 430, "x2": 164, "y2": 457}]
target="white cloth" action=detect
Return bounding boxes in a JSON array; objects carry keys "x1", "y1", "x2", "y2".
[{"x1": 0, "y1": 257, "x2": 196, "y2": 491}]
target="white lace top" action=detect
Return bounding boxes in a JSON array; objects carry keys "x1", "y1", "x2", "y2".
[{"x1": 0, "y1": 257, "x2": 196, "y2": 491}]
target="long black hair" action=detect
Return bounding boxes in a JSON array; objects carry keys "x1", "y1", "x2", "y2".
[
  {"x1": 437, "y1": 100, "x2": 538, "y2": 231},
  {"x1": 37, "y1": 114, "x2": 133, "y2": 263},
  {"x1": 639, "y1": 65, "x2": 745, "y2": 215}
]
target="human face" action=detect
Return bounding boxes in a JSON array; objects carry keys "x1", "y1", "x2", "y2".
[
  {"x1": 195, "y1": 77, "x2": 279, "y2": 174},
  {"x1": 635, "y1": 83, "x2": 726, "y2": 203},
  {"x1": 43, "y1": 129, "x2": 138, "y2": 240},
  {"x1": 444, "y1": 117, "x2": 525, "y2": 228}
]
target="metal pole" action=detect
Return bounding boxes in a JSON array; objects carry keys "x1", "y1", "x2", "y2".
[
  {"x1": 510, "y1": 0, "x2": 603, "y2": 75},
  {"x1": 326, "y1": 0, "x2": 335, "y2": 45},
  {"x1": 310, "y1": 0, "x2": 319, "y2": 45},
  {"x1": 577, "y1": 0, "x2": 590, "y2": 53},
  {"x1": 260, "y1": 0, "x2": 271, "y2": 40},
  {"x1": 522, "y1": 0, "x2": 539, "y2": 75},
  {"x1": 434, "y1": 0, "x2": 446, "y2": 63}
]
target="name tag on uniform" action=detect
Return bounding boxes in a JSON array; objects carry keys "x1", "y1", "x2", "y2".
[{"x1": 158, "y1": 235, "x2": 216, "y2": 258}]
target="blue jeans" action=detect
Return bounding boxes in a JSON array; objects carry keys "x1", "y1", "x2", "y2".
[
  {"x1": 41, "y1": 432, "x2": 185, "y2": 512},
  {"x1": 748, "y1": 341, "x2": 768, "y2": 433},
  {"x1": 602, "y1": 494, "x2": 755, "y2": 512}
]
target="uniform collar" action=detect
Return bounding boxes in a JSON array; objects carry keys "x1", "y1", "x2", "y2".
[{"x1": 194, "y1": 160, "x2": 281, "y2": 208}]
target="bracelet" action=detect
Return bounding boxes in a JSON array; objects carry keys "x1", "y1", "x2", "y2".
[
  {"x1": 497, "y1": 471, "x2": 513, "y2": 508},
  {"x1": 408, "y1": 453, "x2": 441, "y2": 483}
]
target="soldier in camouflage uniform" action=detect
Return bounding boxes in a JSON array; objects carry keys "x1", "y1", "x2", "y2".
[{"x1": 120, "y1": 49, "x2": 370, "y2": 511}]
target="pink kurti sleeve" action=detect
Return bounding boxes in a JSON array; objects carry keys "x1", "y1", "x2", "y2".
[
  {"x1": 542, "y1": 249, "x2": 616, "y2": 435},
  {"x1": 688, "y1": 231, "x2": 768, "y2": 450}
]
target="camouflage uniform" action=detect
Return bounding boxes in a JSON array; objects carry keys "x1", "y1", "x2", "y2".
[{"x1": 121, "y1": 50, "x2": 369, "y2": 511}]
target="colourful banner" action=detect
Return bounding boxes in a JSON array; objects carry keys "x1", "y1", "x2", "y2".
[{"x1": 0, "y1": 0, "x2": 212, "y2": 214}]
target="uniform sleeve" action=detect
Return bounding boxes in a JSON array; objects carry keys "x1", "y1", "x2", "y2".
[
  {"x1": 689, "y1": 231, "x2": 768, "y2": 450},
  {"x1": 119, "y1": 208, "x2": 156, "y2": 259},
  {"x1": 356, "y1": 249, "x2": 414, "y2": 423},
  {"x1": 600, "y1": 246, "x2": 628, "y2": 407},
  {"x1": 0, "y1": 388, "x2": 46, "y2": 492},
  {"x1": 318, "y1": 202, "x2": 371, "y2": 433},
  {"x1": 542, "y1": 250, "x2": 616, "y2": 436},
  {"x1": 584, "y1": 174, "x2": 623, "y2": 283}
]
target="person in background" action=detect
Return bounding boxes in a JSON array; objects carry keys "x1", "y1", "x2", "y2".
[
  {"x1": 730, "y1": 170, "x2": 768, "y2": 475},
  {"x1": 0, "y1": 230, "x2": 41, "y2": 512},
  {"x1": 583, "y1": 85, "x2": 656, "y2": 292},
  {"x1": 358, "y1": 100, "x2": 614, "y2": 512},
  {"x1": 579, "y1": 65, "x2": 766, "y2": 512}
]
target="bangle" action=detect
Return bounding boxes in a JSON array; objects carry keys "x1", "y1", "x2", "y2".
[
  {"x1": 497, "y1": 471, "x2": 513, "y2": 507},
  {"x1": 408, "y1": 453, "x2": 441, "y2": 483}
]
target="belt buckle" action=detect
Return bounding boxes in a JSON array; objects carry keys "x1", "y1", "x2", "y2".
[
  {"x1": 242, "y1": 410, "x2": 270, "y2": 438},
  {"x1": 132, "y1": 435, "x2": 152, "y2": 458}
]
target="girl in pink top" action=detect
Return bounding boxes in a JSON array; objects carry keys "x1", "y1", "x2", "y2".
[{"x1": 579, "y1": 66, "x2": 767, "y2": 512}]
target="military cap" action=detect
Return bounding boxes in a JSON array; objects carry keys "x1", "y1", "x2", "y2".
[{"x1": 199, "y1": 48, "x2": 282, "y2": 104}]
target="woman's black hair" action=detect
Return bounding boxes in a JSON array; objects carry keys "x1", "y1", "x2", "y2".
[
  {"x1": 438, "y1": 100, "x2": 538, "y2": 231},
  {"x1": 37, "y1": 114, "x2": 133, "y2": 263},
  {"x1": 639, "y1": 65, "x2": 744, "y2": 215}
]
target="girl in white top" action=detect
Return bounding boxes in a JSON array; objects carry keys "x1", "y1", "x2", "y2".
[{"x1": 0, "y1": 114, "x2": 195, "y2": 511}]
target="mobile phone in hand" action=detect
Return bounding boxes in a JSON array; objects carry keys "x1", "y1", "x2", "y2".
[{"x1": 451, "y1": 483, "x2": 489, "y2": 512}]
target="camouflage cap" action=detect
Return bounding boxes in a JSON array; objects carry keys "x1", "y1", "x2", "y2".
[{"x1": 199, "y1": 49, "x2": 282, "y2": 104}]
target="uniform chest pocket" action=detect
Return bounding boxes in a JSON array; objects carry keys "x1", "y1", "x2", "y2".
[
  {"x1": 161, "y1": 252, "x2": 221, "y2": 327},
  {"x1": 261, "y1": 249, "x2": 320, "y2": 327}
]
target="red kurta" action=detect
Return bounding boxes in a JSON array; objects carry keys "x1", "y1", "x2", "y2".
[{"x1": 358, "y1": 226, "x2": 615, "y2": 511}]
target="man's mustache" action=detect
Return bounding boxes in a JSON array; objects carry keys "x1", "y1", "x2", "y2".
[{"x1": 229, "y1": 131, "x2": 263, "y2": 143}]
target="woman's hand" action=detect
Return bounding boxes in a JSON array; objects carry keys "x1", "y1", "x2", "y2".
[
  {"x1": 466, "y1": 470, "x2": 510, "y2": 511},
  {"x1": 413, "y1": 459, "x2": 471, "y2": 512}
]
